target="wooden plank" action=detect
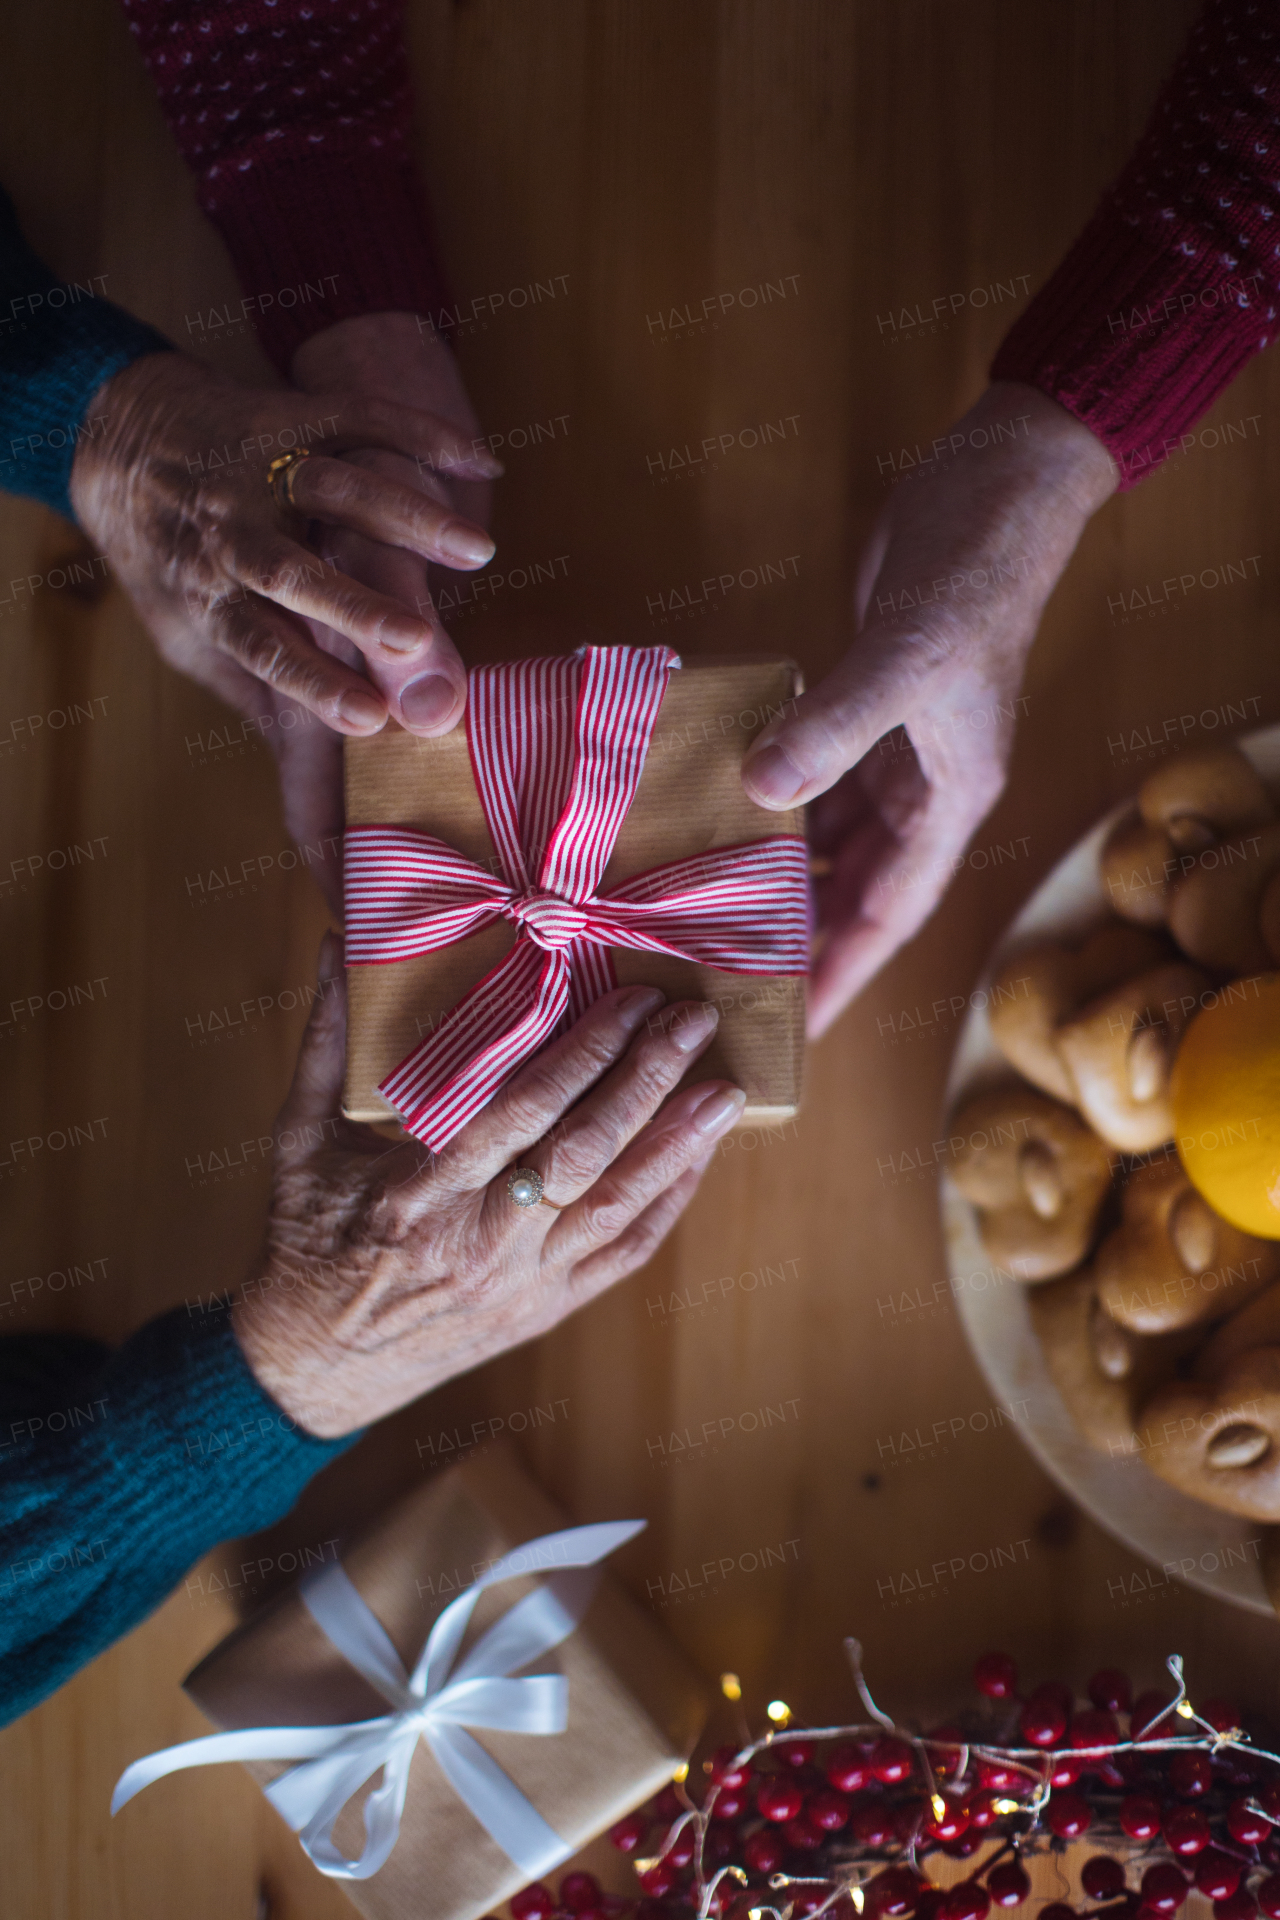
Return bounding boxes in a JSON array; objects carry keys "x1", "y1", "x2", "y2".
[{"x1": 3, "y1": 2, "x2": 1280, "y2": 1915}]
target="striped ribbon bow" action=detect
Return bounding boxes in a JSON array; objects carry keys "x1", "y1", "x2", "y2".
[{"x1": 345, "y1": 646, "x2": 810, "y2": 1151}]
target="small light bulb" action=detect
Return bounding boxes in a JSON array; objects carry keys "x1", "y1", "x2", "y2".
[
  {"x1": 674, "y1": 1762, "x2": 689, "y2": 1782},
  {"x1": 992, "y1": 1798, "x2": 1020, "y2": 1815},
  {"x1": 721, "y1": 1672, "x2": 743, "y2": 1702},
  {"x1": 931, "y1": 1794, "x2": 947, "y2": 1820},
  {"x1": 852, "y1": 1891, "x2": 865, "y2": 1914},
  {"x1": 766, "y1": 1699, "x2": 791, "y2": 1725},
  {"x1": 1176, "y1": 1700, "x2": 1195, "y2": 1719}
]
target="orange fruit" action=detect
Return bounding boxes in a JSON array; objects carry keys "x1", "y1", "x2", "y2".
[{"x1": 1171, "y1": 971, "x2": 1280, "y2": 1239}]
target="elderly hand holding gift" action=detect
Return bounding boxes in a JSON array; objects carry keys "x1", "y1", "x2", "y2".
[
  {"x1": 0, "y1": 938, "x2": 743, "y2": 1727},
  {"x1": 0, "y1": 618, "x2": 808, "y2": 1733},
  {"x1": 237, "y1": 937, "x2": 747, "y2": 1438},
  {"x1": 0, "y1": 0, "x2": 802, "y2": 1738}
]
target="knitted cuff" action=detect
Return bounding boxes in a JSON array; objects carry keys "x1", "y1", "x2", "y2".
[
  {"x1": 0, "y1": 1307, "x2": 358, "y2": 1727},
  {"x1": 991, "y1": 197, "x2": 1270, "y2": 490},
  {"x1": 0, "y1": 293, "x2": 172, "y2": 524},
  {"x1": 0, "y1": 180, "x2": 174, "y2": 521},
  {"x1": 196, "y1": 147, "x2": 453, "y2": 374},
  {"x1": 109, "y1": 1305, "x2": 357, "y2": 1542}
]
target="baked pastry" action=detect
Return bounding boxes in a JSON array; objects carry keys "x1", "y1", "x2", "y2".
[
  {"x1": 987, "y1": 925, "x2": 1167, "y2": 1104},
  {"x1": 1101, "y1": 812, "x2": 1181, "y2": 926},
  {"x1": 1054, "y1": 961, "x2": 1210, "y2": 1153},
  {"x1": 1194, "y1": 1280, "x2": 1280, "y2": 1378},
  {"x1": 1030, "y1": 1264, "x2": 1197, "y2": 1453},
  {"x1": 947, "y1": 1086, "x2": 1113, "y2": 1280},
  {"x1": 1139, "y1": 1348, "x2": 1280, "y2": 1518},
  {"x1": 1166, "y1": 823, "x2": 1280, "y2": 974},
  {"x1": 1100, "y1": 745, "x2": 1276, "y2": 927},
  {"x1": 1094, "y1": 1159, "x2": 1279, "y2": 1334}
]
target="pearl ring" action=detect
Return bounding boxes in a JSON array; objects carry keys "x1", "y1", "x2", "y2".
[{"x1": 506, "y1": 1167, "x2": 563, "y2": 1211}]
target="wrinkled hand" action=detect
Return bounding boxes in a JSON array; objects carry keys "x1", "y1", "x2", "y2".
[
  {"x1": 70, "y1": 348, "x2": 498, "y2": 913},
  {"x1": 231, "y1": 935, "x2": 746, "y2": 1436},
  {"x1": 292, "y1": 313, "x2": 494, "y2": 738},
  {"x1": 70, "y1": 351, "x2": 497, "y2": 733},
  {"x1": 278, "y1": 314, "x2": 495, "y2": 911},
  {"x1": 741, "y1": 381, "x2": 1118, "y2": 1036}
]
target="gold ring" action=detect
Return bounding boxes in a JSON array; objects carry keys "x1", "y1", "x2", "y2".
[
  {"x1": 266, "y1": 447, "x2": 311, "y2": 511},
  {"x1": 507, "y1": 1167, "x2": 563, "y2": 1211}
]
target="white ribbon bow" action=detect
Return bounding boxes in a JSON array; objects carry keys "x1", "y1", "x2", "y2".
[{"x1": 112, "y1": 1519, "x2": 645, "y2": 1881}]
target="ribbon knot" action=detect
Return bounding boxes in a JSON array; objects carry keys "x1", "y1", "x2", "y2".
[
  {"x1": 112, "y1": 1521, "x2": 646, "y2": 1883},
  {"x1": 506, "y1": 890, "x2": 588, "y2": 950},
  {"x1": 344, "y1": 646, "x2": 811, "y2": 1151}
]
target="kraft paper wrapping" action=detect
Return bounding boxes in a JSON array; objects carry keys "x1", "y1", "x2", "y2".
[
  {"x1": 184, "y1": 1449, "x2": 711, "y2": 1920},
  {"x1": 342, "y1": 656, "x2": 807, "y2": 1130}
]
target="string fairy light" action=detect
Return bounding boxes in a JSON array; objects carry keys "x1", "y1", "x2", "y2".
[{"x1": 632, "y1": 1647, "x2": 1280, "y2": 1920}]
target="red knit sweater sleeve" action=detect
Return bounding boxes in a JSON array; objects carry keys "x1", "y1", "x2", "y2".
[
  {"x1": 119, "y1": 0, "x2": 450, "y2": 372},
  {"x1": 991, "y1": 0, "x2": 1280, "y2": 488}
]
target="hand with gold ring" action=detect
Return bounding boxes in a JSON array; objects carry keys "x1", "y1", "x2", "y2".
[
  {"x1": 266, "y1": 447, "x2": 313, "y2": 512},
  {"x1": 68, "y1": 349, "x2": 501, "y2": 742},
  {"x1": 233, "y1": 934, "x2": 745, "y2": 1437},
  {"x1": 506, "y1": 1167, "x2": 564, "y2": 1210}
]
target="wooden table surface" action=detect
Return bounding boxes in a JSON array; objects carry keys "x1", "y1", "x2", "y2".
[{"x1": 4, "y1": 2, "x2": 1280, "y2": 1914}]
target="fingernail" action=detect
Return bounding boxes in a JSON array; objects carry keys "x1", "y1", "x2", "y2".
[
  {"x1": 463, "y1": 453, "x2": 504, "y2": 480},
  {"x1": 438, "y1": 522, "x2": 496, "y2": 567},
  {"x1": 617, "y1": 986, "x2": 665, "y2": 1025},
  {"x1": 671, "y1": 1002, "x2": 719, "y2": 1054},
  {"x1": 380, "y1": 623, "x2": 430, "y2": 656},
  {"x1": 744, "y1": 741, "x2": 806, "y2": 808},
  {"x1": 338, "y1": 688, "x2": 386, "y2": 732},
  {"x1": 400, "y1": 673, "x2": 462, "y2": 731},
  {"x1": 692, "y1": 1086, "x2": 747, "y2": 1135}
]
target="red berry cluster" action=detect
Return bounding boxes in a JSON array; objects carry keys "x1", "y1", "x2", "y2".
[
  {"x1": 504, "y1": 1873, "x2": 617, "y2": 1920},
  {"x1": 496, "y1": 1655, "x2": 1280, "y2": 1920}
]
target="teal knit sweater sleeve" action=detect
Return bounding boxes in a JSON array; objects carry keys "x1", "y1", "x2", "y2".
[
  {"x1": 0, "y1": 1305, "x2": 357, "y2": 1727},
  {"x1": 0, "y1": 184, "x2": 173, "y2": 522}
]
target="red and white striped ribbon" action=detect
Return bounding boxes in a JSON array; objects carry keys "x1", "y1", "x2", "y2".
[{"x1": 345, "y1": 647, "x2": 809, "y2": 1151}]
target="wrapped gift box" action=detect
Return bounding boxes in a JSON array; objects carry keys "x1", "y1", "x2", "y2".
[
  {"x1": 342, "y1": 654, "x2": 807, "y2": 1131},
  {"x1": 182, "y1": 1448, "x2": 711, "y2": 1920}
]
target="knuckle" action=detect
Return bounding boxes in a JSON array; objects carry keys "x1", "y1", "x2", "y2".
[
  {"x1": 301, "y1": 458, "x2": 357, "y2": 513},
  {"x1": 217, "y1": 618, "x2": 332, "y2": 711},
  {"x1": 366, "y1": 1185, "x2": 413, "y2": 1242},
  {"x1": 221, "y1": 617, "x2": 292, "y2": 684},
  {"x1": 495, "y1": 1079, "x2": 559, "y2": 1142},
  {"x1": 547, "y1": 1125, "x2": 618, "y2": 1190},
  {"x1": 637, "y1": 1138, "x2": 687, "y2": 1198},
  {"x1": 576, "y1": 1187, "x2": 632, "y2": 1243},
  {"x1": 241, "y1": 545, "x2": 296, "y2": 600},
  {"x1": 568, "y1": 1020, "x2": 629, "y2": 1079},
  {"x1": 627, "y1": 1043, "x2": 686, "y2": 1102},
  {"x1": 501, "y1": 1044, "x2": 603, "y2": 1134}
]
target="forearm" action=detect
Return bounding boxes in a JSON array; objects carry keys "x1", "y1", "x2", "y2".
[
  {"x1": 119, "y1": 0, "x2": 450, "y2": 371},
  {"x1": 0, "y1": 1303, "x2": 355, "y2": 1727},
  {"x1": 0, "y1": 185, "x2": 172, "y2": 521},
  {"x1": 992, "y1": 0, "x2": 1280, "y2": 486}
]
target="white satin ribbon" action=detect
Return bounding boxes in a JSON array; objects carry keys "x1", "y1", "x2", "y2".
[{"x1": 112, "y1": 1519, "x2": 645, "y2": 1881}]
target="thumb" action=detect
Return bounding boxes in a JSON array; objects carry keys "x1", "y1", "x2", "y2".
[
  {"x1": 276, "y1": 931, "x2": 347, "y2": 1147},
  {"x1": 742, "y1": 631, "x2": 931, "y2": 810},
  {"x1": 380, "y1": 608, "x2": 468, "y2": 737}
]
